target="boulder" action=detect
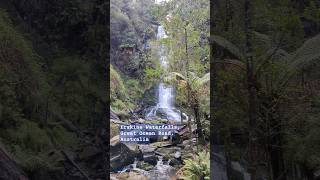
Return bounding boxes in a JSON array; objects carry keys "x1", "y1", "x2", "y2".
[
  {"x1": 155, "y1": 146, "x2": 181, "y2": 161},
  {"x1": 110, "y1": 135, "x2": 142, "y2": 172},
  {"x1": 143, "y1": 153, "x2": 157, "y2": 165},
  {"x1": 169, "y1": 158, "x2": 182, "y2": 166},
  {"x1": 116, "y1": 171, "x2": 148, "y2": 180},
  {"x1": 139, "y1": 145, "x2": 156, "y2": 153},
  {"x1": 136, "y1": 161, "x2": 154, "y2": 171}
]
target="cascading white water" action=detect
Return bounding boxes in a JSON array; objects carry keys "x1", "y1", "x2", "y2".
[{"x1": 146, "y1": 25, "x2": 181, "y2": 121}]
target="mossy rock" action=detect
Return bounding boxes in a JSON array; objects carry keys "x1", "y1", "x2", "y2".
[
  {"x1": 110, "y1": 123, "x2": 120, "y2": 138},
  {"x1": 137, "y1": 161, "x2": 154, "y2": 171},
  {"x1": 139, "y1": 85, "x2": 157, "y2": 108}
]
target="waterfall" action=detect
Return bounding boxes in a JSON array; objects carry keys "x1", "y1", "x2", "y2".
[{"x1": 146, "y1": 25, "x2": 181, "y2": 121}]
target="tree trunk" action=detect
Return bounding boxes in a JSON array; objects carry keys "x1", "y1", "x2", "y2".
[
  {"x1": 194, "y1": 101, "x2": 205, "y2": 145},
  {"x1": 184, "y1": 25, "x2": 193, "y2": 139},
  {"x1": 244, "y1": 0, "x2": 258, "y2": 179},
  {"x1": 225, "y1": 0, "x2": 233, "y2": 31},
  {"x1": 270, "y1": 117, "x2": 286, "y2": 180},
  {"x1": 225, "y1": 128, "x2": 233, "y2": 180}
]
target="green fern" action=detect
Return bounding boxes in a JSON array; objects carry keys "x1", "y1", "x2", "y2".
[
  {"x1": 169, "y1": 71, "x2": 210, "y2": 91},
  {"x1": 13, "y1": 146, "x2": 64, "y2": 174},
  {"x1": 7, "y1": 121, "x2": 52, "y2": 152},
  {"x1": 211, "y1": 35, "x2": 244, "y2": 60},
  {"x1": 181, "y1": 151, "x2": 210, "y2": 180}
]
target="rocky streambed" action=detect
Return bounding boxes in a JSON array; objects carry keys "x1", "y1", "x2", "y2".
[{"x1": 110, "y1": 120, "x2": 198, "y2": 180}]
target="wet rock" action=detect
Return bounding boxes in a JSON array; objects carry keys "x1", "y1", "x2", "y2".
[
  {"x1": 112, "y1": 172, "x2": 148, "y2": 180},
  {"x1": 155, "y1": 147, "x2": 181, "y2": 162},
  {"x1": 171, "y1": 131, "x2": 182, "y2": 145},
  {"x1": 137, "y1": 161, "x2": 154, "y2": 171},
  {"x1": 156, "y1": 147, "x2": 175, "y2": 156},
  {"x1": 139, "y1": 145, "x2": 156, "y2": 153},
  {"x1": 174, "y1": 151, "x2": 181, "y2": 159},
  {"x1": 140, "y1": 86, "x2": 158, "y2": 108},
  {"x1": 110, "y1": 135, "x2": 142, "y2": 172},
  {"x1": 169, "y1": 158, "x2": 181, "y2": 166},
  {"x1": 143, "y1": 153, "x2": 157, "y2": 165},
  {"x1": 155, "y1": 108, "x2": 169, "y2": 119}
]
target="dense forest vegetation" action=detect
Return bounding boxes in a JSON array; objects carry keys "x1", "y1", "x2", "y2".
[
  {"x1": 0, "y1": 0, "x2": 108, "y2": 179},
  {"x1": 212, "y1": 0, "x2": 320, "y2": 179}
]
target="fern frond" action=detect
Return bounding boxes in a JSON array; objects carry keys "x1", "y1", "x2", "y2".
[
  {"x1": 253, "y1": 31, "x2": 272, "y2": 49},
  {"x1": 275, "y1": 33, "x2": 320, "y2": 91},
  {"x1": 170, "y1": 72, "x2": 186, "y2": 80},
  {"x1": 288, "y1": 33, "x2": 320, "y2": 69},
  {"x1": 211, "y1": 35, "x2": 245, "y2": 60},
  {"x1": 180, "y1": 151, "x2": 210, "y2": 180},
  {"x1": 199, "y1": 73, "x2": 210, "y2": 86}
]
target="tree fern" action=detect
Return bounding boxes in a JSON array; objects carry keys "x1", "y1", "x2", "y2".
[
  {"x1": 275, "y1": 33, "x2": 320, "y2": 91},
  {"x1": 169, "y1": 71, "x2": 210, "y2": 91}
]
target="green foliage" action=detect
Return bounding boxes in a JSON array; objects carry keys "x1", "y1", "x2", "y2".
[
  {"x1": 110, "y1": 0, "x2": 155, "y2": 50},
  {"x1": 211, "y1": 0, "x2": 320, "y2": 175},
  {"x1": 110, "y1": 64, "x2": 143, "y2": 114},
  {"x1": 155, "y1": 0, "x2": 210, "y2": 118},
  {"x1": 285, "y1": 95, "x2": 320, "y2": 170},
  {"x1": 181, "y1": 151, "x2": 210, "y2": 180},
  {"x1": 110, "y1": 65, "x2": 126, "y2": 100},
  {"x1": 0, "y1": 76, "x2": 23, "y2": 128},
  {"x1": 49, "y1": 56, "x2": 97, "y2": 127},
  {"x1": 112, "y1": 99, "x2": 127, "y2": 115},
  {"x1": 13, "y1": 145, "x2": 64, "y2": 177},
  {"x1": 50, "y1": 124, "x2": 78, "y2": 148},
  {"x1": 144, "y1": 66, "x2": 162, "y2": 83},
  {"x1": 0, "y1": 1, "x2": 108, "y2": 178},
  {"x1": 125, "y1": 79, "x2": 144, "y2": 101},
  {"x1": 110, "y1": 65, "x2": 129, "y2": 114},
  {"x1": 304, "y1": 0, "x2": 320, "y2": 22},
  {"x1": 170, "y1": 71, "x2": 210, "y2": 115},
  {"x1": 7, "y1": 121, "x2": 52, "y2": 152}
]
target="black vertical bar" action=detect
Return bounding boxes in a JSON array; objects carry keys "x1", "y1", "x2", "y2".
[
  {"x1": 105, "y1": 0, "x2": 110, "y2": 178},
  {"x1": 210, "y1": 0, "x2": 215, "y2": 179}
]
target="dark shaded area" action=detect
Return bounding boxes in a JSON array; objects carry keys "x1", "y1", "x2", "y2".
[
  {"x1": 211, "y1": 0, "x2": 320, "y2": 179},
  {"x1": 0, "y1": 0, "x2": 108, "y2": 179}
]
